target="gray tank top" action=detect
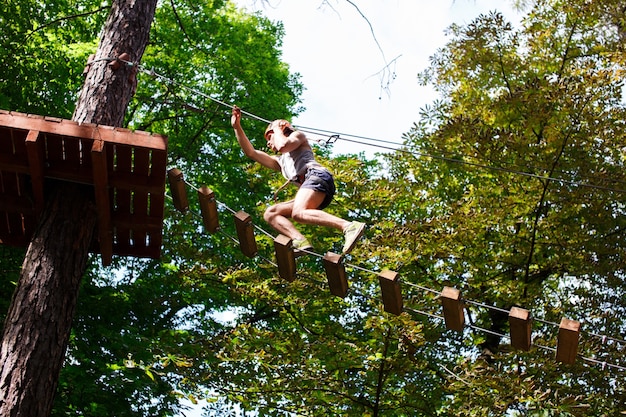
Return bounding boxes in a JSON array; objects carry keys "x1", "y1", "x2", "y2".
[{"x1": 278, "y1": 147, "x2": 324, "y2": 183}]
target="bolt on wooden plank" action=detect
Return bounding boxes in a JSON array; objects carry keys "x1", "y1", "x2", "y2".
[
  {"x1": 323, "y1": 252, "x2": 348, "y2": 298},
  {"x1": 274, "y1": 234, "x2": 295, "y2": 282},
  {"x1": 509, "y1": 306, "x2": 532, "y2": 351},
  {"x1": 441, "y1": 286, "x2": 465, "y2": 331},
  {"x1": 233, "y1": 210, "x2": 257, "y2": 258},
  {"x1": 167, "y1": 168, "x2": 188, "y2": 213},
  {"x1": 378, "y1": 269, "x2": 402, "y2": 315},
  {"x1": 556, "y1": 318, "x2": 581, "y2": 365},
  {"x1": 198, "y1": 185, "x2": 219, "y2": 233}
]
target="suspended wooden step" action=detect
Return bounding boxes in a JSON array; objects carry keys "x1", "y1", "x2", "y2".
[
  {"x1": 509, "y1": 307, "x2": 532, "y2": 351},
  {"x1": 274, "y1": 234, "x2": 295, "y2": 282},
  {"x1": 441, "y1": 286, "x2": 465, "y2": 331},
  {"x1": 323, "y1": 252, "x2": 348, "y2": 298},
  {"x1": 198, "y1": 185, "x2": 219, "y2": 233},
  {"x1": 378, "y1": 269, "x2": 402, "y2": 315},
  {"x1": 167, "y1": 168, "x2": 188, "y2": 213},
  {"x1": 0, "y1": 110, "x2": 168, "y2": 265},
  {"x1": 234, "y1": 210, "x2": 257, "y2": 258},
  {"x1": 556, "y1": 318, "x2": 581, "y2": 364}
]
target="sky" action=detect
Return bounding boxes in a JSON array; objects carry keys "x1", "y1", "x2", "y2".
[
  {"x1": 181, "y1": 1, "x2": 522, "y2": 415},
  {"x1": 234, "y1": 0, "x2": 522, "y2": 157}
]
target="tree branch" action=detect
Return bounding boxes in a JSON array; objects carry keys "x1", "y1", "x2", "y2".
[{"x1": 25, "y1": 6, "x2": 110, "y2": 40}]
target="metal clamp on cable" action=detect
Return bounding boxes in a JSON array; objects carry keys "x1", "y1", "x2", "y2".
[{"x1": 321, "y1": 134, "x2": 339, "y2": 146}]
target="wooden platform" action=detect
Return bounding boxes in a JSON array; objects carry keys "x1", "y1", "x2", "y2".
[{"x1": 0, "y1": 110, "x2": 168, "y2": 264}]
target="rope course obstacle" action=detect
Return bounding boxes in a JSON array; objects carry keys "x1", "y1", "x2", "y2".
[
  {"x1": 0, "y1": 106, "x2": 621, "y2": 373},
  {"x1": 0, "y1": 110, "x2": 168, "y2": 265},
  {"x1": 167, "y1": 167, "x2": 626, "y2": 372},
  {"x1": 1, "y1": 54, "x2": 622, "y2": 373}
]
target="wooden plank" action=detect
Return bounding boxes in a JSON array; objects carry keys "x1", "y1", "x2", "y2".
[
  {"x1": 91, "y1": 140, "x2": 113, "y2": 266},
  {"x1": 0, "y1": 125, "x2": 27, "y2": 173},
  {"x1": 113, "y1": 145, "x2": 132, "y2": 253},
  {"x1": 441, "y1": 286, "x2": 465, "y2": 331},
  {"x1": 378, "y1": 269, "x2": 402, "y2": 315},
  {"x1": 0, "y1": 171, "x2": 36, "y2": 239},
  {"x1": 111, "y1": 213, "x2": 163, "y2": 231},
  {"x1": 148, "y1": 149, "x2": 167, "y2": 217},
  {"x1": 509, "y1": 307, "x2": 532, "y2": 351},
  {"x1": 43, "y1": 166, "x2": 96, "y2": 185},
  {"x1": 0, "y1": 171, "x2": 25, "y2": 238},
  {"x1": 10, "y1": 126, "x2": 28, "y2": 160},
  {"x1": 322, "y1": 252, "x2": 348, "y2": 298},
  {"x1": 44, "y1": 133, "x2": 64, "y2": 170},
  {"x1": 64, "y1": 133, "x2": 81, "y2": 165},
  {"x1": 146, "y1": 149, "x2": 166, "y2": 258},
  {"x1": 25, "y1": 130, "x2": 45, "y2": 212},
  {"x1": 0, "y1": 112, "x2": 168, "y2": 260},
  {"x1": 0, "y1": 210, "x2": 9, "y2": 242},
  {"x1": 0, "y1": 193, "x2": 37, "y2": 214},
  {"x1": 198, "y1": 185, "x2": 219, "y2": 233},
  {"x1": 131, "y1": 147, "x2": 150, "y2": 249},
  {"x1": 234, "y1": 210, "x2": 257, "y2": 258},
  {"x1": 274, "y1": 234, "x2": 295, "y2": 282},
  {"x1": 109, "y1": 214, "x2": 163, "y2": 259},
  {"x1": 115, "y1": 144, "x2": 133, "y2": 175},
  {"x1": 107, "y1": 173, "x2": 164, "y2": 193},
  {"x1": 79, "y1": 136, "x2": 93, "y2": 170},
  {"x1": 0, "y1": 112, "x2": 167, "y2": 151},
  {"x1": 0, "y1": 170, "x2": 11, "y2": 241},
  {"x1": 0, "y1": 127, "x2": 13, "y2": 155},
  {"x1": 109, "y1": 126, "x2": 167, "y2": 150},
  {"x1": 149, "y1": 149, "x2": 168, "y2": 195},
  {"x1": 167, "y1": 168, "x2": 188, "y2": 213},
  {"x1": 143, "y1": 223, "x2": 163, "y2": 258},
  {"x1": 556, "y1": 318, "x2": 581, "y2": 365},
  {"x1": 0, "y1": 155, "x2": 30, "y2": 174}
]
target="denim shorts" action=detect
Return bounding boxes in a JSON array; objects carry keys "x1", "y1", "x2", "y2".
[{"x1": 300, "y1": 168, "x2": 336, "y2": 209}]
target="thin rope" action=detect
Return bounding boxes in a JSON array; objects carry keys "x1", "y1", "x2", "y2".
[
  {"x1": 130, "y1": 60, "x2": 626, "y2": 195},
  {"x1": 403, "y1": 281, "x2": 441, "y2": 296},
  {"x1": 167, "y1": 182, "x2": 626, "y2": 367},
  {"x1": 405, "y1": 306, "x2": 626, "y2": 372},
  {"x1": 464, "y1": 298, "x2": 626, "y2": 345},
  {"x1": 132, "y1": 61, "x2": 270, "y2": 125},
  {"x1": 199, "y1": 192, "x2": 626, "y2": 351},
  {"x1": 166, "y1": 188, "x2": 626, "y2": 373},
  {"x1": 338, "y1": 135, "x2": 626, "y2": 194},
  {"x1": 405, "y1": 307, "x2": 444, "y2": 321}
]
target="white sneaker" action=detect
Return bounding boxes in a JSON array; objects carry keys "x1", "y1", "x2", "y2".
[
  {"x1": 342, "y1": 222, "x2": 366, "y2": 254},
  {"x1": 293, "y1": 238, "x2": 313, "y2": 258}
]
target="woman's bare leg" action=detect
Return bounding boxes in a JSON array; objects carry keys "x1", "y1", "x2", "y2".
[
  {"x1": 264, "y1": 200, "x2": 306, "y2": 240},
  {"x1": 291, "y1": 188, "x2": 349, "y2": 231}
]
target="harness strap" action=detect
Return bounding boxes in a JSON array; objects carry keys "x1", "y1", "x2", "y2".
[{"x1": 273, "y1": 179, "x2": 292, "y2": 203}]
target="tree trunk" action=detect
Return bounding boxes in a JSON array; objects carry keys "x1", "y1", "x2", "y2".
[
  {"x1": 0, "y1": 1, "x2": 157, "y2": 415},
  {"x1": 0, "y1": 183, "x2": 97, "y2": 416}
]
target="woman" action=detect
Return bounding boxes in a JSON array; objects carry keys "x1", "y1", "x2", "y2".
[{"x1": 231, "y1": 106, "x2": 365, "y2": 256}]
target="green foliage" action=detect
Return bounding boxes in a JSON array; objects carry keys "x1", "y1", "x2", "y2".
[
  {"x1": 404, "y1": 0, "x2": 626, "y2": 414},
  {"x1": 0, "y1": 0, "x2": 107, "y2": 116},
  {"x1": 2, "y1": 0, "x2": 626, "y2": 416}
]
